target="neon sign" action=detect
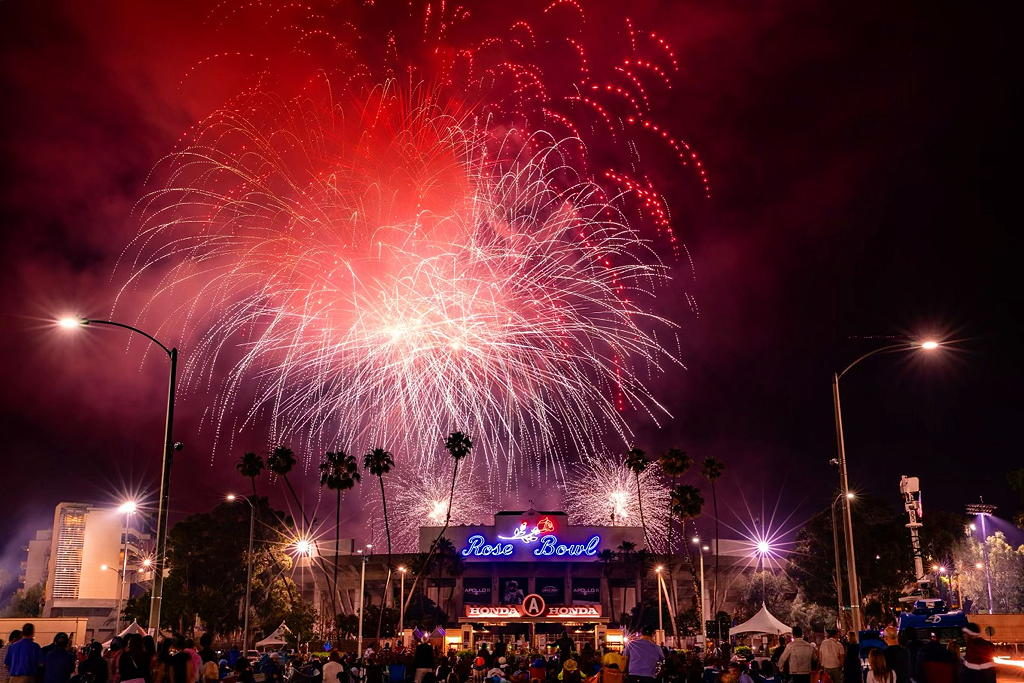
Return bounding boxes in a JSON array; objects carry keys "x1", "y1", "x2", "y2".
[
  {"x1": 464, "y1": 603, "x2": 602, "y2": 619},
  {"x1": 460, "y1": 533, "x2": 601, "y2": 558}
]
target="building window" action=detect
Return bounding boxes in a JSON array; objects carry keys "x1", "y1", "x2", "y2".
[{"x1": 52, "y1": 506, "x2": 87, "y2": 600}]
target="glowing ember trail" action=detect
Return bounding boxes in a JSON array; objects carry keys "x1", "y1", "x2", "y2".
[{"x1": 115, "y1": 1, "x2": 705, "y2": 492}]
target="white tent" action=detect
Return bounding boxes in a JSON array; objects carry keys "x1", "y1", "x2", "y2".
[
  {"x1": 729, "y1": 604, "x2": 792, "y2": 636},
  {"x1": 255, "y1": 622, "x2": 292, "y2": 649},
  {"x1": 102, "y1": 620, "x2": 149, "y2": 648}
]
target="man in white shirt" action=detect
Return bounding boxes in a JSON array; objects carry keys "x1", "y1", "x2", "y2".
[
  {"x1": 819, "y1": 629, "x2": 846, "y2": 683},
  {"x1": 322, "y1": 650, "x2": 343, "y2": 683}
]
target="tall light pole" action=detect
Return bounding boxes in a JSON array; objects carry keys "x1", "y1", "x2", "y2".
[
  {"x1": 116, "y1": 501, "x2": 138, "y2": 632},
  {"x1": 654, "y1": 565, "x2": 664, "y2": 643},
  {"x1": 357, "y1": 550, "x2": 367, "y2": 657},
  {"x1": 692, "y1": 537, "x2": 708, "y2": 638},
  {"x1": 397, "y1": 566, "x2": 407, "y2": 637},
  {"x1": 59, "y1": 317, "x2": 180, "y2": 635},
  {"x1": 228, "y1": 494, "x2": 256, "y2": 652},
  {"x1": 832, "y1": 338, "x2": 940, "y2": 633},
  {"x1": 966, "y1": 501, "x2": 997, "y2": 611},
  {"x1": 831, "y1": 492, "x2": 854, "y2": 630}
]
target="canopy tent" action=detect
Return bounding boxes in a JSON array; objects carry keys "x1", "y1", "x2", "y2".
[
  {"x1": 102, "y1": 620, "x2": 148, "y2": 648},
  {"x1": 729, "y1": 604, "x2": 792, "y2": 636},
  {"x1": 255, "y1": 622, "x2": 292, "y2": 649}
]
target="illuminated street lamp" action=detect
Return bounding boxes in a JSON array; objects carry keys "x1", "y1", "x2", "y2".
[
  {"x1": 397, "y1": 566, "x2": 408, "y2": 636},
  {"x1": 115, "y1": 500, "x2": 138, "y2": 632},
  {"x1": 830, "y1": 491, "x2": 855, "y2": 629},
  {"x1": 654, "y1": 565, "x2": 665, "y2": 642},
  {"x1": 832, "y1": 338, "x2": 940, "y2": 632},
  {"x1": 58, "y1": 317, "x2": 180, "y2": 634},
  {"x1": 227, "y1": 494, "x2": 256, "y2": 652},
  {"x1": 692, "y1": 537, "x2": 708, "y2": 633},
  {"x1": 966, "y1": 500, "x2": 997, "y2": 611}
]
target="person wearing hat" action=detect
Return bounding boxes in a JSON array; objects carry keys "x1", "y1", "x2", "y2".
[
  {"x1": 960, "y1": 623, "x2": 995, "y2": 683},
  {"x1": 559, "y1": 659, "x2": 581, "y2": 683}
]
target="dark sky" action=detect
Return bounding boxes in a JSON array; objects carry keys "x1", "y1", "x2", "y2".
[{"x1": 0, "y1": 1, "x2": 1019, "y2": 584}]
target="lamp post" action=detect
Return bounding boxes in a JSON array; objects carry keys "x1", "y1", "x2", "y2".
[
  {"x1": 692, "y1": 537, "x2": 708, "y2": 637},
  {"x1": 357, "y1": 550, "x2": 367, "y2": 657},
  {"x1": 59, "y1": 317, "x2": 179, "y2": 635},
  {"x1": 966, "y1": 501, "x2": 997, "y2": 611},
  {"x1": 830, "y1": 492, "x2": 854, "y2": 630},
  {"x1": 397, "y1": 566, "x2": 407, "y2": 637},
  {"x1": 227, "y1": 494, "x2": 256, "y2": 652},
  {"x1": 832, "y1": 339, "x2": 940, "y2": 632},
  {"x1": 654, "y1": 565, "x2": 664, "y2": 644},
  {"x1": 115, "y1": 501, "x2": 138, "y2": 632}
]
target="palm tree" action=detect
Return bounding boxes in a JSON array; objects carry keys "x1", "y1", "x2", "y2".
[
  {"x1": 319, "y1": 449, "x2": 360, "y2": 632},
  {"x1": 701, "y1": 456, "x2": 726, "y2": 621},
  {"x1": 363, "y1": 446, "x2": 395, "y2": 641},
  {"x1": 625, "y1": 447, "x2": 652, "y2": 550},
  {"x1": 236, "y1": 452, "x2": 264, "y2": 496},
  {"x1": 660, "y1": 448, "x2": 693, "y2": 630},
  {"x1": 616, "y1": 541, "x2": 637, "y2": 625},
  {"x1": 404, "y1": 431, "x2": 473, "y2": 614},
  {"x1": 598, "y1": 549, "x2": 617, "y2": 624}
]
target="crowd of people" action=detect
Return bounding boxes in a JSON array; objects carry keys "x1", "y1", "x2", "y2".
[{"x1": 0, "y1": 622, "x2": 998, "y2": 683}]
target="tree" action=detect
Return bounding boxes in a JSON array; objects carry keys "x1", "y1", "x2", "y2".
[
  {"x1": 1009, "y1": 468, "x2": 1024, "y2": 529},
  {"x1": 267, "y1": 446, "x2": 303, "y2": 520},
  {"x1": 363, "y1": 446, "x2": 395, "y2": 641},
  {"x1": 701, "y1": 456, "x2": 725, "y2": 618},
  {"x1": 669, "y1": 483, "x2": 704, "y2": 621},
  {"x1": 951, "y1": 532, "x2": 1024, "y2": 613},
  {"x1": 2, "y1": 583, "x2": 44, "y2": 617},
  {"x1": 405, "y1": 432, "x2": 472, "y2": 614},
  {"x1": 661, "y1": 448, "x2": 694, "y2": 552},
  {"x1": 625, "y1": 447, "x2": 653, "y2": 551},
  {"x1": 122, "y1": 497, "x2": 309, "y2": 635},
  {"x1": 318, "y1": 449, "x2": 361, "y2": 631},
  {"x1": 236, "y1": 451, "x2": 265, "y2": 496}
]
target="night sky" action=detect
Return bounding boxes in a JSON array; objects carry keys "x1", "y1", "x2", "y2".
[{"x1": 0, "y1": 1, "x2": 1019, "y2": 586}]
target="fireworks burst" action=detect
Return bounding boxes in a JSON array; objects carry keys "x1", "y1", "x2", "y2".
[
  {"x1": 115, "y1": 0, "x2": 705, "y2": 489},
  {"x1": 366, "y1": 458, "x2": 492, "y2": 552},
  {"x1": 561, "y1": 453, "x2": 671, "y2": 549}
]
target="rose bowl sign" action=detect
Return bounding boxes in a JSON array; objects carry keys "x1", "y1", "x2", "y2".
[{"x1": 457, "y1": 515, "x2": 603, "y2": 561}]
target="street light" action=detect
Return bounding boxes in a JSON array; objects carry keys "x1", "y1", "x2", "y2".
[
  {"x1": 116, "y1": 500, "x2": 138, "y2": 632},
  {"x1": 692, "y1": 537, "x2": 708, "y2": 635},
  {"x1": 966, "y1": 500, "x2": 997, "y2": 611},
  {"x1": 58, "y1": 316, "x2": 180, "y2": 634},
  {"x1": 832, "y1": 338, "x2": 940, "y2": 632},
  {"x1": 654, "y1": 566, "x2": 665, "y2": 642},
  {"x1": 227, "y1": 494, "x2": 256, "y2": 653},
  {"x1": 830, "y1": 492, "x2": 854, "y2": 630},
  {"x1": 397, "y1": 566, "x2": 407, "y2": 638}
]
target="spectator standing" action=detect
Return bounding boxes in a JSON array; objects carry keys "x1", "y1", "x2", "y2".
[
  {"x1": 4, "y1": 623, "x2": 41, "y2": 683},
  {"x1": 915, "y1": 634, "x2": 957, "y2": 683},
  {"x1": 41, "y1": 633, "x2": 76, "y2": 683},
  {"x1": 623, "y1": 626, "x2": 664, "y2": 683},
  {"x1": 819, "y1": 630, "x2": 845, "y2": 683},
  {"x1": 865, "y1": 651, "x2": 893, "y2": 683},
  {"x1": 79, "y1": 643, "x2": 110, "y2": 683},
  {"x1": 960, "y1": 623, "x2": 995, "y2": 683},
  {"x1": 414, "y1": 640, "x2": 436, "y2": 683},
  {"x1": 843, "y1": 633, "x2": 861, "y2": 683},
  {"x1": 778, "y1": 627, "x2": 817, "y2": 683},
  {"x1": 0, "y1": 630, "x2": 23, "y2": 683},
  {"x1": 881, "y1": 629, "x2": 910, "y2": 683}
]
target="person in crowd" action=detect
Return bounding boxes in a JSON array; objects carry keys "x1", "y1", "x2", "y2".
[
  {"x1": 727, "y1": 662, "x2": 754, "y2": 683},
  {"x1": 819, "y1": 630, "x2": 845, "y2": 683},
  {"x1": 414, "y1": 639, "x2": 436, "y2": 683},
  {"x1": 770, "y1": 638, "x2": 789, "y2": 672},
  {"x1": 4, "y1": 623, "x2": 41, "y2": 683},
  {"x1": 624, "y1": 626, "x2": 664, "y2": 683},
  {"x1": 960, "y1": 623, "x2": 995, "y2": 683},
  {"x1": 555, "y1": 636, "x2": 574, "y2": 664},
  {"x1": 41, "y1": 633, "x2": 76, "y2": 683},
  {"x1": 79, "y1": 643, "x2": 109, "y2": 683},
  {"x1": 881, "y1": 629, "x2": 910, "y2": 683},
  {"x1": 108, "y1": 638, "x2": 126, "y2": 683},
  {"x1": 168, "y1": 638, "x2": 195, "y2": 683},
  {"x1": 141, "y1": 639, "x2": 157, "y2": 683},
  {"x1": 598, "y1": 651, "x2": 624, "y2": 683},
  {"x1": 865, "y1": 650, "x2": 893, "y2": 683},
  {"x1": 197, "y1": 636, "x2": 216, "y2": 667},
  {"x1": 843, "y1": 633, "x2": 862, "y2": 683},
  {"x1": 232, "y1": 658, "x2": 254, "y2": 683},
  {"x1": 323, "y1": 651, "x2": 343, "y2": 683},
  {"x1": 182, "y1": 641, "x2": 202, "y2": 683},
  {"x1": 118, "y1": 634, "x2": 150, "y2": 683},
  {"x1": 778, "y1": 627, "x2": 817, "y2": 683},
  {"x1": 528, "y1": 657, "x2": 546, "y2": 683},
  {"x1": 915, "y1": 633, "x2": 957, "y2": 683},
  {"x1": 754, "y1": 661, "x2": 778, "y2": 683},
  {"x1": 0, "y1": 630, "x2": 23, "y2": 683},
  {"x1": 558, "y1": 660, "x2": 580, "y2": 683}
]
